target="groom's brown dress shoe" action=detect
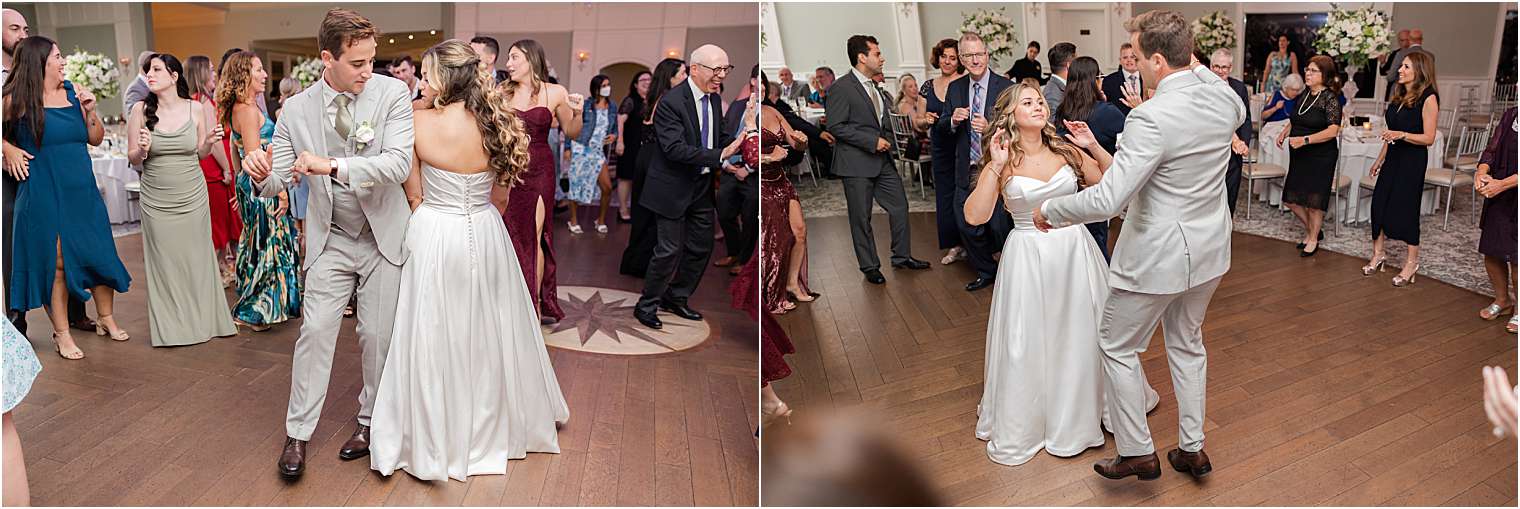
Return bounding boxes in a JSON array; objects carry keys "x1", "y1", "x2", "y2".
[
  {"x1": 1167, "y1": 448, "x2": 1212, "y2": 479},
  {"x1": 338, "y1": 424, "x2": 371, "y2": 460},
  {"x1": 278, "y1": 437, "x2": 306, "y2": 480},
  {"x1": 1094, "y1": 453, "x2": 1162, "y2": 480}
]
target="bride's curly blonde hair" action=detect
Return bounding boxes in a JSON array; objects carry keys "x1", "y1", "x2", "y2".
[
  {"x1": 972, "y1": 82, "x2": 1087, "y2": 193},
  {"x1": 421, "y1": 40, "x2": 531, "y2": 187}
]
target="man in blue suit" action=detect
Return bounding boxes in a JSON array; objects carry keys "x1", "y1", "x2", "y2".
[{"x1": 935, "y1": 32, "x2": 1013, "y2": 292}]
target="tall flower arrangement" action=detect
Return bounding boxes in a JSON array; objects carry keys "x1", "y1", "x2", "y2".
[
  {"x1": 62, "y1": 50, "x2": 121, "y2": 99},
  {"x1": 959, "y1": 7, "x2": 1019, "y2": 64},
  {"x1": 1312, "y1": 4, "x2": 1392, "y2": 69},
  {"x1": 290, "y1": 58, "x2": 325, "y2": 90},
  {"x1": 1191, "y1": 11, "x2": 1237, "y2": 56}
]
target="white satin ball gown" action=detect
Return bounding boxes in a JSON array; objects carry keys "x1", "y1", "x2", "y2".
[
  {"x1": 370, "y1": 164, "x2": 570, "y2": 482},
  {"x1": 975, "y1": 165, "x2": 1159, "y2": 466}
]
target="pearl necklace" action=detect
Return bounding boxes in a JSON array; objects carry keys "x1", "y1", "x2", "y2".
[{"x1": 1296, "y1": 89, "x2": 1322, "y2": 116}]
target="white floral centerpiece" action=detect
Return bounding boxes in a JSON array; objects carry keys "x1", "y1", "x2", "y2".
[
  {"x1": 1191, "y1": 11, "x2": 1237, "y2": 56},
  {"x1": 1312, "y1": 4, "x2": 1392, "y2": 70},
  {"x1": 62, "y1": 50, "x2": 121, "y2": 99},
  {"x1": 959, "y1": 7, "x2": 1019, "y2": 64},
  {"x1": 291, "y1": 58, "x2": 325, "y2": 90}
]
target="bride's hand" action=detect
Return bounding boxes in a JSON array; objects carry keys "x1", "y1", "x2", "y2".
[
  {"x1": 1062, "y1": 120, "x2": 1097, "y2": 150},
  {"x1": 985, "y1": 130, "x2": 1010, "y2": 167}
]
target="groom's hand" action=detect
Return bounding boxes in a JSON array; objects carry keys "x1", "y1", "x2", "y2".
[
  {"x1": 1032, "y1": 207, "x2": 1053, "y2": 232},
  {"x1": 293, "y1": 151, "x2": 332, "y2": 176}
]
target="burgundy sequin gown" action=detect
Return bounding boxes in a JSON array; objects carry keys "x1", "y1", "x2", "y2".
[
  {"x1": 731, "y1": 127, "x2": 805, "y2": 385},
  {"x1": 507, "y1": 107, "x2": 564, "y2": 322}
]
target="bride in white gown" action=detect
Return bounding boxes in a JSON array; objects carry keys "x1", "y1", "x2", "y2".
[
  {"x1": 370, "y1": 40, "x2": 569, "y2": 482},
  {"x1": 964, "y1": 83, "x2": 1158, "y2": 466}
]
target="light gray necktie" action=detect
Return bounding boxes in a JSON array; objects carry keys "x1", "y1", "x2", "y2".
[
  {"x1": 1128, "y1": 74, "x2": 1138, "y2": 93},
  {"x1": 334, "y1": 94, "x2": 353, "y2": 140}
]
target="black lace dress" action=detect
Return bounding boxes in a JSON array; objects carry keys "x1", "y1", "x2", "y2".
[{"x1": 1282, "y1": 88, "x2": 1342, "y2": 211}]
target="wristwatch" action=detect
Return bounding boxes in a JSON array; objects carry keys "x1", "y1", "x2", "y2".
[{"x1": 328, "y1": 158, "x2": 339, "y2": 179}]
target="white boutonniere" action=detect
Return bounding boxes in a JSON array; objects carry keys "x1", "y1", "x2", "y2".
[{"x1": 353, "y1": 121, "x2": 375, "y2": 151}]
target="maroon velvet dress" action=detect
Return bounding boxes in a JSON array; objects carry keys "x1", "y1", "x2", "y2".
[{"x1": 507, "y1": 106, "x2": 564, "y2": 322}]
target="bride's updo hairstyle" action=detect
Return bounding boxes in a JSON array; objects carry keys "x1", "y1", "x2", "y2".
[
  {"x1": 973, "y1": 81, "x2": 1088, "y2": 192},
  {"x1": 421, "y1": 39, "x2": 531, "y2": 187}
]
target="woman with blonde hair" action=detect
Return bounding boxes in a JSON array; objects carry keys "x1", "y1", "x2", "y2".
[
  {"x1": 368, "y1": 39, "x2": 568, "y2": 482},
  {"x1": 963, "y1": 82, "x2": 1156, "y2": 466}
]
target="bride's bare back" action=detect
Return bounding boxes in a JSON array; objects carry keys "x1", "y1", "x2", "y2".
[{"x1": 414, "y1": 103, "x2": 492, "y2": 175}]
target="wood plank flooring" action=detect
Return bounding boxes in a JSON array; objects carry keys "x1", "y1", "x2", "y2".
[
  {"x1": 13, "y1": 214, "x2": 757, "y2": 506},
  {"x1": 769, "y1": 212, "x2": 1517, "y2": 506}
]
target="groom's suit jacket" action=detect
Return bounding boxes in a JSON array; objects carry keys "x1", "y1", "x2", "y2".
[
  {"x1": 1040, "y1": 65, "x2": 1243, "y2": 295},
  {"x1": 261, "y1": 74, "x2": 415, "y2": 270}
]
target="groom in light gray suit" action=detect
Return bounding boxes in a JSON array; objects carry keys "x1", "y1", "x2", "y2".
[
  {"x1": 242, "y1": 8, "x2": 414, "y2": 480},
  {"x1": 1034, "y1": 10, "x2": 1244, "y2": 481}
]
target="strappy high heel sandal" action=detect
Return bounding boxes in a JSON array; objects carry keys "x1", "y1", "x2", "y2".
[
  {"x1": 1391, "y1": 264, "x2": 1420, "y2": 287},
  {"x1": 761, "y1": 401, "x2": 793, "y2": 427},
  {"x1": 53, "y1": 330, "x2": 84, "y2": 360},
  {"x1": 1361, "y1": 256, "x2": 1386, "y2": 276},
  {"x1": 95, "y1": 315, "x2": 129, "y2": 341},
  {"x1": 786, "y1": 289, "x2": 819, "y2": 303}
]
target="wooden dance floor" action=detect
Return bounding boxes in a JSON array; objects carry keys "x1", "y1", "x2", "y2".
[
  {"x1": 771, "y1": 212, "x2": 1518, "y2": 506},
  {"x1": 14, "y1": 215, "x2": 757, "y2": 506}
]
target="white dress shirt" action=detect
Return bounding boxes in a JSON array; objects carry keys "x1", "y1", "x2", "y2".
[
  {"x1": 687, "y1": 76, "x2": 714, "y2": 174},
  {"x1": 319, "y1": 77, "x2": 359, "y2": 181}
]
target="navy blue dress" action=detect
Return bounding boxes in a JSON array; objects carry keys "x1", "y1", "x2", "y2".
[
  {"x1": 922, "y1": 79, "x2": 961, "y2": 250},
  {"x1": 7, "y1": 81, "x2": 131, "y2": 311}
]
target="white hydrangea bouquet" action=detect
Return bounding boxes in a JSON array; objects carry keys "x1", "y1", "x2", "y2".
[
  {"x1": 62, "y1": 50, "x2": 121, "y2": 99},
  {"x1": 959, "y1": 7, "x2": 1019, "y2": 64},
  {"x1": 291, "y1": 58, "x2": 325, "y2": 89},
  {"x1": 1192, "y1": 11, "x2": 1237, "y2": 56},
  {"x1": 1312, "y1": 4, "x2": 1392, "y2": 69}
]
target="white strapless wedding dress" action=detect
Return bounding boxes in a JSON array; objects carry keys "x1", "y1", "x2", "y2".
[
  {"x1": 370, "y1": 164, "x2": 569, "y2": 482},
  {"x1": 975, "y1": 166, "x2": 1158, "y2": 466}
]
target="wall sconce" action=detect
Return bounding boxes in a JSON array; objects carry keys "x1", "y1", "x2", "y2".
[
  {"x1": 576, "y1": 51, "x2": 590, "y2": 62},
  {"x1": 666, "y1": 49, "x2": 679, "y2": 58}
]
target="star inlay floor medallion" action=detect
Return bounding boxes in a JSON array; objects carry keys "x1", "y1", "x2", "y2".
[{"x1": 542, "y1": 286, "x2": 711, "y2": 355}]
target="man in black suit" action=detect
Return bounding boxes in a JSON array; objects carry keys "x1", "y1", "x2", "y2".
[
  {"x1": 1102, "y1": 42, "x2": 1144, "y2": 115},
  {"x1": 1005, "y1": 41, "x2": 1045, "y2": 85},
  {"x1": 936, "y1": 32, "x2": 1012, "y2": 291},
  {"x1": 469, "y1": 36, "x2": 511, "y2": 84},
  {"x1": 714, "y1": 65, "x2": 759, "y2": 271},
  {"x1": 827, "y1": 34, "x2": 930, "y2": 285},
  {"x1": 634, "y1": 44, "x2": 746, "y2": 329},
  {"x1": 1210, "y1": 49, "x2": 1253, "y2": 215}
]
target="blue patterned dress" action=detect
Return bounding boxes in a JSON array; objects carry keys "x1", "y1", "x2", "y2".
[
  {"x1": 231, "y1": 114, "x2": 302, "y2": 326},
  {"x1": 3, "y1": 317, "x2": 40, "y2": 413},
  {"x1": 567, "y1": 107, "x2": 609, "y2": 204}
]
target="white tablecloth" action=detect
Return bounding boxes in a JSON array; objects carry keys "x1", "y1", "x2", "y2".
[
  {"x1": 1253, "y1": 126, "x2": 1445, "y2": 224},
  {"x1": 92, "y1": 155, "x2": 139, "y2": 224}
]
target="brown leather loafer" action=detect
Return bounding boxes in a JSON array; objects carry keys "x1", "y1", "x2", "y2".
[
  {"x1": 1167, "y1": 448, "x2": 1213, "y2": 479},
  {"x1": 338, "y1": 424, "x2": 370, "y2": 460},
  {"x1": 278, "y1": 437, "x2": 306, "y2": 480},
  {"x1": 1094, "y1": 453, "x2": 1162, "y2": 480}
]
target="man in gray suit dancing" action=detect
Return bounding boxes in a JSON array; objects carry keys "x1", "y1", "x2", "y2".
[
  {"x1": 1035, "y1": 10, "x2": 1244, "y2": 481},
  {"x1": 244, "y1": 8, "x2": 415, "y2": 480},
  {"x1": 826, "y1": 34, "x2": 929, "y2": 284}
]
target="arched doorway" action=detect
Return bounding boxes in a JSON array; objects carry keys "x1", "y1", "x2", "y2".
[{"x1": 600, "y1": 61, "x2": 651, "y2": 108}]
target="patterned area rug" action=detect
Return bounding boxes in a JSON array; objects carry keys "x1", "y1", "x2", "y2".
[{"x1": 791, "y1": 174, "x2": 1504, "y2": 298}]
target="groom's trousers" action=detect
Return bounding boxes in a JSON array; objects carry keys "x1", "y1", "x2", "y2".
[
  {"x1": 286, "y1": 228, "x2": 401, "y2": 441},
  {"x1": 1100, "y1": 276, "x2": 1221, "y2": 457}
]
